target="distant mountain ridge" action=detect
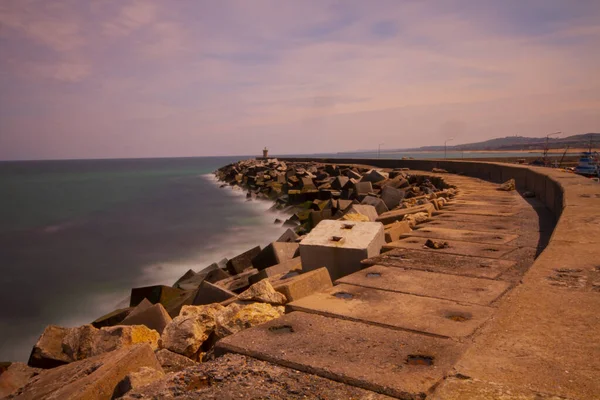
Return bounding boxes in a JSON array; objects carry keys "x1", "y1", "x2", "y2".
[{"x1": 368, "y1": 133, "x2": 600, "y2": 153}]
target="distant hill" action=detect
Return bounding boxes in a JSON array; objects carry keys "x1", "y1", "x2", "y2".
[{"x1": 388, "y1": 133, "x2": 600, "y2": 152}]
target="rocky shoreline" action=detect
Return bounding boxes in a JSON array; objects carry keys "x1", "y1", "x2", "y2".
[{"x1": 0, "y1": 158, "x2": 456, "y2": 399}]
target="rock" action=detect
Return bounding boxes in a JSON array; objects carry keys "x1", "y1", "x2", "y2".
[
  {"x1": 10, "y1": 344, "x2": 162, "y2": 400},
  {"x1": 192, "y1": 280, "x2": 237, "y2": 305},
  {"x1": 27, "y1": 325, "x2": 71, "y2": 369},
  {"x1": 499, "y1": 178, "x2": 516, "y2": 191},
  {"x1": 120, "y1": 303, "x2": 172, "y2": 335},
  {"x1": 424, "y1": 239, "x2": 449, "y2": 249},
  {"x1": 340, "y1": 212, "x2": 370, "y2": 222},
  {"x1": 0, "y1": 362, "x2": 41, "y2": 398},
  {"x1": 113, "y1": 366, "x2": 165, "y2": 398},
  {"x1": 238, "y1": 280, "x2": 287, "y2": 305},
  {"x1": 154, "y1": 349, "x2": 197, "y2": 373},
  {"x1": 160, "y1": 304, "x2": 224, "y2": 359},
  {"x1": 62, "y1": 324, "x2": 160, "y2": 362},
  {"x1": 215, "y1": 303, "x2": 284, "y2": 339},
  {"x1": 403, "y1": 212, "x2": 430, "y2": 228},
  {"x1": 380, "y1": 186, "x2": 405, "y2": 210},
  {"x1": 361, "y1": 195, "x2": 389, "y2": 215},
  {"x1": 226, "y1": 246, "x2": 262, "y2": 275}
]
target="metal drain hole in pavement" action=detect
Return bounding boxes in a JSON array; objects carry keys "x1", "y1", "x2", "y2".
[
  {"x1": 366, "y1": 272, "x2": 381, "y2": 278},
  {"x1": 446, "y1": 312, "x2": 472, "y2": 322},
  {"x1": 406, "y1": 355, "x2": 434, "y2": 366},
  {"x1": 333, "y1": 292, "x2": 354, "y2": 299},
  {"x1": 268, "y1": 325, "x2": 295, "y2": 333}
]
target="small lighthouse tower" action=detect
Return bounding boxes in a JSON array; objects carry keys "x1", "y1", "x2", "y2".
[{"x1": 262, "y1": 147, "x2": 268, "y2": 158}]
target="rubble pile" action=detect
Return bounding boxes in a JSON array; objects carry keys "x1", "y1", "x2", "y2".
[{"x1": 0, "y1": 159, "x2": 457, "y2": 399}]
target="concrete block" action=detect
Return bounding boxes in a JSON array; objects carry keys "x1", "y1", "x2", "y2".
[
  {"x1": 330, "y1": 176, "x2": 349, "y2": 190},
  {"x1": 249, "y1": 257, "x2": 302, "y2": 284},
  {"x1": 353, "y1": 181, "x2": 373, "y2": 195},
  {"x1": 309, "y1": 209, "x2": 333, "y2": 227},
  {"x1": 343, "y1": 204, "x2": 378, "y2": 222},
  {"x1": 361, "y1": 195, "x2": 389, "y2": 215},
  {"x1": 361, "y1": 169, "x2": 389, "y2": 183},
  {"x1": 376, "y1": 203, "x2": 435, "y2": 225},
  {"x1": 130, "y1": 285, "x2": 185, "y2": 308},
  {"x1": 386, "y1": 237, "x2": 517, "y2": 258},
  {"x1": 120, "y1": 303, "x2": 172, "y2": 334},
  {"x1": 203, "y1": 268, "x2": 230, "y2": 284},
  {"x1": 226, "y1": 246, "x2": 261, "y2": 275},
  {"x1": 346, "y1": 169, "x2": 362, "y2": 180},
  {"x1": 251, "y1": 242, "x2": 299, "y2": 270},
  {"x1": 384, "y1": 220, "x2": 412, "y2": 242},
  {"x1": 289, "y1": 284, "x2": 494, "y2": 338},
  {"x1": 193, "y1": 280, "x2": 237, "y2": 305},
  {"x1": 271, "y1": 267, "x2": 333, "y2": 302},
  {"x1": 299, "y1": 220, "x2": 385, "y2": 281},
  {"x1": 276, "y1": 228, "x2": 299, "y2": 243},
  {"x1": 216, "y1": 268, "x2": 259, "y2": 293},
  {"x1": 91, "y1": 307, "x2": 132, "y2": 328},
  {"x1": 380, "y1": 186, "x2": 405, "y2": 209}
]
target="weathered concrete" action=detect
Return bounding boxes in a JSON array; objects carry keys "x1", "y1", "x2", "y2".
[
  {"x1": 288, "y1": 283, "x2": 494, "y2": 338},
  {"x1": 216, "y1": 312, "x2": 466, "y2": 399},
  {"x1": 407, "y1": 226, "x2": 519, "y2": 245},
  {"x1": 337, "y1": 265, "x2": 511, "y2": 306},
  {"x1": 299, "y1": 219, "x2": 384, "y2": 281},
  {"x1": 385, "y1": 237, "x2": 517, "y2": 258},
  {"x1": 273, "y1": 267, "x2": 333, "y2": 302}
]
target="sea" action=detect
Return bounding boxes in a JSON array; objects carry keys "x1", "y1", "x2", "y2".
[{"x1": 0, "y1": 151, "x2": 542, "y2": 362}]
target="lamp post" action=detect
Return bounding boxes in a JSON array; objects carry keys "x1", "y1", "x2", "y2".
[
  {"x1": 378, "y1": 143, "x2": 384, "y2": 158},
  {"x1": 543, "y1": 131, "x2": 561, "y2": 166},
  {"x1": 444, "y1": 138, "x2": 454, "y2": 159}
]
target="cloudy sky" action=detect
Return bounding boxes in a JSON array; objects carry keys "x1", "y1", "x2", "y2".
[{"x1": 1, "y1": 0, "x2": 599, "y2": 160}]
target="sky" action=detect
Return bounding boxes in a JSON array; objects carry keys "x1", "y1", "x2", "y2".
[{"x1": 1, "y1": 0, "x2": 599, "y2": 160}]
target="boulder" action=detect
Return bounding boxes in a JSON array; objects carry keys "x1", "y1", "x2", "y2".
[
  {"x1": 154, "y1": 349, "x2": 197, "y2": 373},
  {"x1": 112, "y1": 366, "x2": 165, "y2": 399},
  {"x1": 226, "y1": 246, "x2": 261, "y2": 275},
  {"x1": 10, "y1": 344, "x2": 162, "y2": 400},
  {"x1": 251, "y1": 242, "x2": 299, "y2": 270},
  {"x1": 361, "y1": 195, "x2": 389, "y2": 215},
  {"x1": 120, "y1": 303, "x2": 172, "y2": 334},
  {"x1": 62, "y1": 324, "x2": 160, "y2": 362},
  {"x1": 160, "y1": 304, "x2": 224, "y2": 359},
  {"x1": 499, "y1": 178, "x2": 516, "y2": 191},
  {"x1": 192, "y1": 280, "x2": 236, "y2": 306},
  {"x1": 403, "y1": 212, "x2": 430, "y2": 228},
  {"x1": 27, "y1": 325, "x2": 71, "y2": 369},
  {"x1": 425, "y1": 239, "x2": 449, "y2": 249},
  {"x1": 0, "y1": 362, "x2": 40, "y2": 398},
  {"x1": 238, "y1": 280, "x2": 287, "y2": 305},
  {"x1": 381, "y1": 186, "x2": 405, "y2": 210},
  {"x1": 215, "y1": 303, "x2": 284, "y2": 339}
]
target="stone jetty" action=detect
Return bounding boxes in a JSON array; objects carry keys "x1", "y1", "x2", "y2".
[{"x1": 1, "y1": 157, "x2": 598, "y2": 399}]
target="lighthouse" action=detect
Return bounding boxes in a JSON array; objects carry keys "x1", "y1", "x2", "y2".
[{"x1": 262, "y1": 147, "x2": 268, "y2": 158}]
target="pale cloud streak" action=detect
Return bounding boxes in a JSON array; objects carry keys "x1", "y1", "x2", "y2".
[{"x1": 0, "y1": 0, "x2": 599, "y2": 160}]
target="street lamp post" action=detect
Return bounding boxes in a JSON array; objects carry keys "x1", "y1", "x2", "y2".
[
  {"x1": 444, "y1": 138, "x2": 454, "y2": 159},
  {"x1": 378, "y1": 143, "x2": 384, "y2": 158}
]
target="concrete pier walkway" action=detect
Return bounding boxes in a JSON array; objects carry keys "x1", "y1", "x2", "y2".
[{"x1": 213, "y1": 161, "x2": 600, "y2": 399}]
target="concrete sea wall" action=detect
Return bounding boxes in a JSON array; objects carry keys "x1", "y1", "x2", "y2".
[{"x1": 275, "y1": 157, "x2": 600, "y2": 398}]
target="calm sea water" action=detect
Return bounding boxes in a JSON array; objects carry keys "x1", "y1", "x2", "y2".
[{"x1": 0, "y1": 156, "x2": 291, "y2": 361}]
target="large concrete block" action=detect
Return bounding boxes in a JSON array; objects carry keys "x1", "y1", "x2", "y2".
[
  {"x1": 276, "y1": 228, "x2": 299, "y2": 243},
  {"x1": 343, "y1": 204, "x2": 378, "y2": 222},
  {"x1": 192, "y1": 280, "x2": 237, "y2": 305},
  {"x1": 361, "y1": 195, "x2": 389, "y2": 215},
  {"x1": 299, "y1": 220, "x2": 385, "y2": 281},
  {"x1": 272, "y1": 267, "x2": 333, "y2": 302},
  {"x1": 251, "y1": 242, "x2": 299, "y2": 270},
  {"x1": 120, "y1": 303, "x2": 172, "y2": 334},
  {"x1": 376, "y1": 203, "x2": 435, "y2": 225},
  {"x1": 130, "y1": 285, "x2": 185, "y2": 308},
  {"x1": 361, "y1": 169, "x2": 389, "y2": 183},
  {"x1": 380, "y1": 186, "x2": 405, "y2": 209},
  {"x1": 249, "y1": 257, "x2": 302, "y2": 284},
  {"x1": 353, "y1": 181, "x2": 373, "y2": 195},
  {"x1": 384, "y1": 220, "x2": 412, "y2": 242},
  {"x1": 226, "y1": 246, "x2": 261, "y2": 275}
]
